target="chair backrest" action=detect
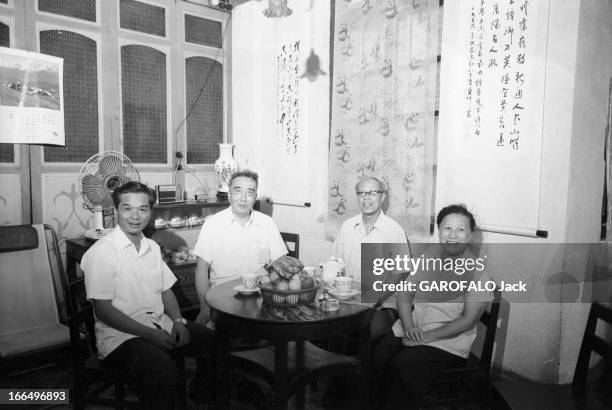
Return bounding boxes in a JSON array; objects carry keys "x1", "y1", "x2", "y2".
[
  {"x1": 476, "y1": 288, "x2": 502, "y2": 373},
  {"x1": 66, "y1": 278, "x2": 98, "y2": 360},
  {"x1": 573, "y1": 303, "x2": 612, "y2": 387},
  {"x1": 280, "y1": 232, "x2": 300, "y2": 259},
  {"x1": 0, "y1": 224, "x2": 69, "y2": 357}
]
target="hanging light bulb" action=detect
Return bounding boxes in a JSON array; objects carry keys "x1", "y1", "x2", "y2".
[{"x1": 263, "y1": 0, "x2": 292, "y2": 18}]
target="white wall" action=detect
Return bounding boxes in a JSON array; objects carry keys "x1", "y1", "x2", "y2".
[
  {"x1": 231, "y1": 0, "x2": 612, "y2": 383},
  {"x1": 231, "y1": 0, "x2": 333, "y2": 267},
  {"x1": 559, "y1": 0, "x2": 612, "y2": 382}
]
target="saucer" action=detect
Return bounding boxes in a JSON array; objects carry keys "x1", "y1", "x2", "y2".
[
  {"x1": 327, "y1": 288, "x2": 359, "y2": 301},
  {"x1": 233, "y1": 284, "x2": 259, "y2": 295}
]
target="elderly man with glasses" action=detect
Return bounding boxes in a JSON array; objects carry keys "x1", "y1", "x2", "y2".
[
  {"x1": 332, "y1": 176, "x2": 408, "y2": 283},
  {"x1": 331, "y1": 176, "x2": 409, "y2": 348}
]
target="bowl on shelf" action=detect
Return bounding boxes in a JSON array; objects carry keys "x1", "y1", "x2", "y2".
[
  {"x1": 187, "y1": 215, "x2": 202, "y2": 226},
  {"x1": 154, "y1": 217, "x2": 167, "y2": 229},
  {"x1": 169, "y1": 217, "x2": 186, "y2": 228},
  {"x1": 258, "y1": 278, "x2": 319, "y2": 306}
]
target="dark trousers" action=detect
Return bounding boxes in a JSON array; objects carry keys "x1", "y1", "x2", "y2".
[
  {"x1": 103, "y1": 322, "x2": 214, "y2": 410},
  {"x1": 371, "y1": 308, "x2": 399, "y2": 346},
  {"x1": 372, "y1": 332, "x2": 465, "y2": 409}
]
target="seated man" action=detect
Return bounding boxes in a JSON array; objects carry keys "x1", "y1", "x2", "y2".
[
  {"x1": 332, "y1": 176, "x2": 410, "y2": 341},
  {"x1": 81, "y1": 181, "x2": 213, "y2": 410},
  {"x1": 192, "y1": 169, "x2": 287, "y2": 325}
]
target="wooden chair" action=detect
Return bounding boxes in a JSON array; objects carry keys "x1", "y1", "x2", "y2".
[
  {"x1": 66, "y1": 278, "x2": 141, "y2": 409},
  {"x1": 226, "y1": 305, "x2": 374, "y2": 409},
  {"x1": 0, "y1": 224, "x2": 70, "y2": 375},
  {"x1": 280, "y1": 232, "x2": 299, "y2": 259},
  {"x1": 421, "y1": 289, "x2": 502, "y2": 409},
  {"x1": 493, "y1": 303, "x2": 612, "y2": 410}
]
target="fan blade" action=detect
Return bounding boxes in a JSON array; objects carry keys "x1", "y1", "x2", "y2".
[
  {"x1": 81, "y1": 174, "x2": 108, "y2": 208},
  {"x1": 97, "y1": 154, "x2": 122, "y2": 178}
]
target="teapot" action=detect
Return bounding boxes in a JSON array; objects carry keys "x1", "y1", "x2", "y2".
[{"x1": 320, "y1": 258, "x2": 345, "y2": 283}]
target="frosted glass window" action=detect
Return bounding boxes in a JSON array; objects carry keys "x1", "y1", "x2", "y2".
[
  {"x1": 185, "y1": 57, "x2": 223, "y2": 164},
  {"x1": 120, "y1": 0, "x2": 165, "y2": 37},
  {"x1": 38, "y1": 0, "x2": 96, "y2": 22},
  {"x1": 121, "y1": 45, "x2": 167, "y2": 163},
  {"x1": 40, "y1": 30, "x2": 99, "y2": 163},
  {"x1": 185, "y1": 14, "x2": 222, "y2": 48}
]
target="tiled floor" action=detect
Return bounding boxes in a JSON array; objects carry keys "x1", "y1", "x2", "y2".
[{"x1": 1, "y1": 352, "x2": 360, "y2": 410}]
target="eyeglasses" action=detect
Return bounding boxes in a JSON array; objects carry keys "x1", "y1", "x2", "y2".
[{"x1": 356, "y1": 190, "x2": 383, "y2": 198}]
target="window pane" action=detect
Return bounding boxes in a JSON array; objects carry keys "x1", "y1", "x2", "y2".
[
  {"x1": 38, "y1": 0, "x2": 96, "y2": 22},
  {"x1": 120, "y1": 0, "x2": 165, "y2": 37},
  {"x1": 185, "y1": 14, "x2": 222, "y2": 48},
  {"x1": 40, "y1": 30, "x2": 99, "y2": 163},
  {"x1": 0, "y1": 21, "x2": 12, "y2": 162},
  {"x1": 121, "y1": 45, "x2": 167, "y2": 163},
  {"x1": 185, "y1": 57, "x2": 223, "y2": 164}
]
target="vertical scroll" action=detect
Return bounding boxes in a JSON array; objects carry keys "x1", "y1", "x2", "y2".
[{"x1": 437, "y1": 0, "x2": 550, "y2": 229}]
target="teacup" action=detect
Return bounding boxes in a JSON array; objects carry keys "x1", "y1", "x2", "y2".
[
  {"x1": 241, "y1": 273, "x2": 259, "y2": 290},
  {"x1": 334, "y1": 276, "x2": 353, "y2": 294}
]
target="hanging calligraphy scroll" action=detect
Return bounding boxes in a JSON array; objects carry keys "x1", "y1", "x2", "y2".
[{"x1": 436, "y1": 0, "x2": 550, "y2": 230}]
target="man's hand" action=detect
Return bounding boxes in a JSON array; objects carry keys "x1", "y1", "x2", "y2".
[
  {"x1": 171, "y1": 322, "x2": 190, "y2": 347},
  {"x1": 148, "y1": 328, "x2": 177, "y2": 350}
]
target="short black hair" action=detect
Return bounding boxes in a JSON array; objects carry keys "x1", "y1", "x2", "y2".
[
  {"x1": 436, "y1": 204, "x2": 476, "y2": 232},
  {"x1": 229, "y1": 169, "x2": 259, "y2": 189},
  {"x1": 112, "y1": 181, "x2": 156, "y2": 209}
]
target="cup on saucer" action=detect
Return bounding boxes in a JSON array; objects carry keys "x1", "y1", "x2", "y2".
[
  {"x1": 334, "y1": 276, "x2": 353, "y2": 294},
  {"x1": 241, "y1": 273, "x2": 259, "y2": 290}
]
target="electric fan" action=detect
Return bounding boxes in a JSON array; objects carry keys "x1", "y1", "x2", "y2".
[{"x1": 78, "y1": 151, "x2": 140, "y2": 239}]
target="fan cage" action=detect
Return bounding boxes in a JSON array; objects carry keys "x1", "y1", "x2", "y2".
[{"x1": 79, "y1": 151, "x2": 140, "y2": 211}]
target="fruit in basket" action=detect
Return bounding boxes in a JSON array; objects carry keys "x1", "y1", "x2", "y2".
[
  {"x1": 269, "y1": 272, "x2": 281, "y2": 284},
  {"x1": 259, "y1": 275, "x2": 272, "y2": 286},
  {"x1": 300, "y1": 275, "x2": 315, "y2": 290},
  {"x1": 288, "y1": 276, "x2": 302, "y2": 291},
  {"x1": 273, "y1": 280, "x2": 289, "y2": 303}
]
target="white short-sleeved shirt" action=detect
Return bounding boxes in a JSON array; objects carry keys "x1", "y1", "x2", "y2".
[
  {"x1": 82, "y1": 226, "x2": 177, "y2": 359},
  {"x1": 192, "y1": 208, "x2": 287, "y2": 285},
  {"x1": 332, "y1": 211, "x2": 408, "y2": 283}
]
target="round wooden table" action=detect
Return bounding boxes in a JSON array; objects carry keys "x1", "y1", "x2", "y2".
[{"x1": 206, "y1": 279, "x2": 373, "y2": 410}]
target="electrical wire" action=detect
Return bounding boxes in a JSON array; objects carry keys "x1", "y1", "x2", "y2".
[{"x1": 174, "y1": 12, "x2": 233, "y2": 139}]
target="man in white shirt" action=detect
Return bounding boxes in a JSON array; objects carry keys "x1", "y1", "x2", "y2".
[
  {"x1": 192, "y1": 170, "x2": 287, "y2": 324},
  {"x1": 82, "y1": 181, "x2": 212, "y2": 410},
  {"x1": 332, "y1": 176, "x2": 410, "y2": 341}
]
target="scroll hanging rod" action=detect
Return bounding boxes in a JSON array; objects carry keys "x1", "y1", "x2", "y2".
[
  {"x1": 477, "y1": 224, "x2": 548, "y2": 238},
  {"x1": 266, "y1": 198, "x2": 311, "y2": 208}
]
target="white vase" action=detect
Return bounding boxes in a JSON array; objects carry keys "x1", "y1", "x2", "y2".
[{"x1": 214, "y1": 143, "x2": 238, "y2": 197}]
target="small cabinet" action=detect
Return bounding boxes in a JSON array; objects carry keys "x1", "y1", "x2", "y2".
[{"x1": 146, "y1": 200, "x2": 228, "y2": 313}]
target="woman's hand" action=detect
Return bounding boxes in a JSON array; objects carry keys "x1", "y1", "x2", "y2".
[
  {"x1": 195, "y1": 310, "x2": 210, "y2": 326},
  {"x1": 403, "y1": 327, "x2": 426, "y2": 346},
  {"x1": 148, "y1": 328, "x2": 177, "y2": 350}
]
